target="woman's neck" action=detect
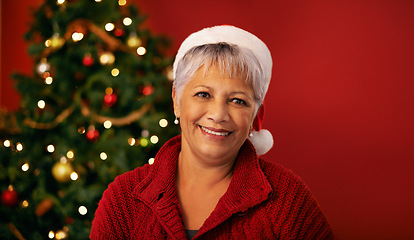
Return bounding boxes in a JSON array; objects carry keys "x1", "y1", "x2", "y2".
[
  {"x1": 176, "y1": 151, "x2": 235, "y2": 230},
  {"x1": 176, "y1": 151, "x2": 235, "y2": 189}
]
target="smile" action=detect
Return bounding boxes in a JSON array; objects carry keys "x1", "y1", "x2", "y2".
[{"x1": 200, "y1": 126, "x2": 231, "y2": 136}]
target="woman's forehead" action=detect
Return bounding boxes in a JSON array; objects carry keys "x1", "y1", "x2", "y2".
[
  {"x1": 188, "y1": 65, "x2": 254, "y2": 91},
  {"x1": 194, "y1": 64, "x2": 251, "y2": 85}
]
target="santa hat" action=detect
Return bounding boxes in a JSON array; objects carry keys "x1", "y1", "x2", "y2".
[{"x1": 173, "y1": 25, "x2": 274, "y2": 155}]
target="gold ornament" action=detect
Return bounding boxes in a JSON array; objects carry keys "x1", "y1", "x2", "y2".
[{"x1": 52, "y1": 162, "x2": 73, "y2": 183}]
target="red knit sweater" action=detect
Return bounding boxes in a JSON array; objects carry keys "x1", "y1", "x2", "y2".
[{"x1": 90, "y1": 136, "x2": 334, "y2": 239}]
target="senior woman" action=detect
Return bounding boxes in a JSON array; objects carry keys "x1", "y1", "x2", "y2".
[{"x1": 90, "y1": 26, "x2": 334, "y2": 239}]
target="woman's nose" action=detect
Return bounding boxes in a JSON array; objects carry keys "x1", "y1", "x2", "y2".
[{"x1": 207, "y1": 100, "x2": 230, "y2": 123}]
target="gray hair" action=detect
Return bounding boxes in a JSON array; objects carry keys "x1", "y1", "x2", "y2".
[{"x1": 173, "y1": 43, "x2": 267, "y2": 112}]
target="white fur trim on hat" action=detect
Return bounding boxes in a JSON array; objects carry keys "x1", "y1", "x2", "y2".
[
  {"x1": 248, "y1": 129, "x2": 274, "y2": 156},
  {"x1": 173, "y1": 25, "x2": 272, "y2": 95}
]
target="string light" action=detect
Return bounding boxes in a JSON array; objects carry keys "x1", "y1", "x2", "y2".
[
  {"x1": 159, "y1": 119, "x2": 168, "y2": 128},
  {"x1": 72, "y1": 32, "x2": 84, "y2": 42},
  {"x1": 141, "y1": 130, "x2": 149, "y2": 138},
  {"x1": 55, "y1": 230, "x2": 68, "y2": 239},
  {"x1": 21, "y1": 163, "x2": 29, "y2": 172},
  {"x1": 78, "y1": 206, "x2": 88, "y2": 215},
  {"x1": 70, "y1": 172, "x2": 78, "y2": 181},
  {"x1": 48, "y1": 231, "x2": 55, "y2": 239},
  {"x1": 57, "y1": 0, "x2": 65, "y2": 4},
  {"x1": 128, "y1": 138, "x2": 136, "y2": 146},
  {"x1": 37, "y1": 59, "x2": 51, "y2": 74},
  {"x1": 95, "y1": 0, "x2": 102, "y2": 2},
  {"x1": 38, "y1": 100, "x2": 46, "y2": 109},
  {"x1": 67, "y1": 150, "x2": 74, "y2": 159},
  {"x1": 16, "y1": 142, "x2": 23, "y2": 151},
  {"x1": 100, "y1": 152, "x2": 107, "y2": 160},
  {"x1": 105, "y1": 23, "x2": 115, "y2": 31},
  {"x1": 78, "y1": 127, "x2": 86, "y2": 134},
  {"x1": 150, "y1": 135, "x2": 159, "y2": 144},
  {"x1": 21, "y1": 200, "x2": 29, "y2": 208},
  {"x1": 148, "y1": 158, "x2": 155, "y2": 165},
  {"x1": 45, "y1": 76, "x2": 53, "y2": 85},
  {"x1": 111, "y1": 68, "x2": 120, "y2": 77},
  {"x1": 118, "y1": 0, "x2": 127, "y2": 6},
  {"x1": 137, "y1": 46, "x2": 146, "y2": 56},
  {"x1": 47, "y1": 144, "x2": 55, "y2": 153},
  {"x1": 99, "y1": 52, "x2": 115, "y2": 65},
  {"x1": 140, "y1": 138, "x2": 149, "y2": 147},
  {"x1": 123, "y1": 17, "x2": 132, "y2": 26},
  {"x1": 103, "y1": 120, "x2": 112, "y2": 129},
  {"x1": 45, "y1": 39, "x2": 51, "y2": 47},
  {"x1": 3, "y1": 140, "x2": 11, "y2": 147}
]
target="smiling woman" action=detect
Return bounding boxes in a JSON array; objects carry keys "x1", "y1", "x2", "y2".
[{"x1": 90, "y1": 25, "x2": 334, "y2": 239}]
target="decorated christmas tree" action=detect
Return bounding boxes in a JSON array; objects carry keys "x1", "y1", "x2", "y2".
[{"x1": 0, "y1": 0, "x2": 179, "y2": 239}]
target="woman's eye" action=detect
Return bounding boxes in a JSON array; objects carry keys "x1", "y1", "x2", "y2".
[
  {"x1": 195, "y1": 92, "x2": 210, "y2": 98},
  {"x1": 231, "y1": 98, "x2": 247, "y2": 106}
]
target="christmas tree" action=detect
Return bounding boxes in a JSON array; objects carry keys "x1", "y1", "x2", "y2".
[{"x1": 0, "y1": 0, "x2": 179, "y2": 239}]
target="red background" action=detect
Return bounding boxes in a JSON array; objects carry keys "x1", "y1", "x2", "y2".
[{"x1": 2, "y1": 0, "x2": 414, "y2": 239}]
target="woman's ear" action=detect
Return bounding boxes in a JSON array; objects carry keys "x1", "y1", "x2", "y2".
[{"x1": 172, "y1": 86, "x2": 180, "y2": 117}]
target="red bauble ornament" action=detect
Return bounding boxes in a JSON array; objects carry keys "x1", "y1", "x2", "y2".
[
  {"x1": 103, "y1": 93, "x2": 117, "y2": 107},
  {"x1": 83, "y1": 54, "x2": 94, "y2": 67},
  {"x1": 141, "y1": 85, "x2": 154, "y2": 96},
  {"x1": 86, "y1": 128, "x2": 100, "y2": 142},
  {"x1": 1, "y1": 186, "x2": 19, "y2": 207},
  {"x1": 114, "y1": 28, "x2": 125, "y2": 37}
]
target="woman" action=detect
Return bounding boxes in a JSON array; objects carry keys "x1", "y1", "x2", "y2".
[{"x1": 90, "y1": 25, "x2": 334, "y2": 239}]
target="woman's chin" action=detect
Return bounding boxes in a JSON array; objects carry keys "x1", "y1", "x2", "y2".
[{"x1": 192, "y1": 140, "x2": 240, "y2": 164}]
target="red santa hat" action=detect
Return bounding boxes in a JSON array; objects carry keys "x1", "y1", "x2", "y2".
[{"x1": 173, "y1": 25, "x2": 274, "y2": 155}]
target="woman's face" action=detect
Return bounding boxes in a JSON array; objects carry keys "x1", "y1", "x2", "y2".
[{"x1": 173, "y1": 65, "x2": 257, "y2": 165}]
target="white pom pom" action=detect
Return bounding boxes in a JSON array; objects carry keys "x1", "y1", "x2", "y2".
[{"x1": 248, "y1": 129, "x2": 274, "y2": 156}]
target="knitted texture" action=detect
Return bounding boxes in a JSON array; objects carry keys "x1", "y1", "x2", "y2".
[{"x1": 90, "y1": 136, "x2": 334, "y2": 239}]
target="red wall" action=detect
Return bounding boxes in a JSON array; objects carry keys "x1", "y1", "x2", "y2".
[{"x1": 2, "y1": 0, "x2": 414, "y2": 239}]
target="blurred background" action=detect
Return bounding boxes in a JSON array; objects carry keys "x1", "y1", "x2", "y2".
[{"x1": 1, "y1": 0, "x2": 414, "y2": 239}]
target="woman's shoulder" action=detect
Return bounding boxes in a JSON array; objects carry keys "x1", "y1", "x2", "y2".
[
  {"x1": 106, "y1": 163, "x2": 153, "y2": 196},
  {"x1": 257, "y1": 158, "x2": 314, "y2": 198},
  {"x1": 258, "y1": 159, "x2": 303, "y2": 184},
  {"x1": 257, "y1": 158, "x2": 335, "y2": 238}
]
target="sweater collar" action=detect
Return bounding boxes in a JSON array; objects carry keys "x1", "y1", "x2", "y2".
[
  {"x1": 198, "y1": 136, "x2": 272, "y2": 235},
  {"x1": 132, "y1": 135, "x2": 181, "y2": 204},
  {"x1": 132, "y1": 135, "x2": 272, "y2": 236}
]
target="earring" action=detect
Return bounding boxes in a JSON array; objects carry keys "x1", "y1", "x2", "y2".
[
  {"x1": 249, "y1": 131, "x2": 253, "y2": 137},
  {"x1": 174, "y1": 117, "x2": 179, "y2": 125}
]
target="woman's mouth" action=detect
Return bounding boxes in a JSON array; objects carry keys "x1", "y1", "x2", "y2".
[{"x1": 200, "y1": 126, "x2": 231, "y2": 136}]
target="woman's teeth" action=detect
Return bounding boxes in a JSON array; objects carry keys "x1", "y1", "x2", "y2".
[{"x1": 200, "y1": 126, "x2": 230, "y2": 136}]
